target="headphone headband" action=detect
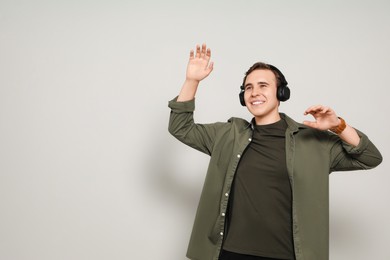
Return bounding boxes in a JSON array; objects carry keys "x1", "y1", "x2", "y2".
[{"x1": 267, "y1": 64, "x2": 288, "y2": 88}]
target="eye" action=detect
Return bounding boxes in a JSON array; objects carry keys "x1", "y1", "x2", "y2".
[{"x1": 245, "y1": 86, "x2": 252, "y2": 91}]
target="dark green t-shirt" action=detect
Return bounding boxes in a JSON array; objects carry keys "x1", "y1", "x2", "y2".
[{"x1": 223, "y1": 119, "x2": 295, "y2": 259}]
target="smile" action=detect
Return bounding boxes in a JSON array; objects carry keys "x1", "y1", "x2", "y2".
[{"x1": 251, "y1": 101, "x2": 265, "y2": 105}]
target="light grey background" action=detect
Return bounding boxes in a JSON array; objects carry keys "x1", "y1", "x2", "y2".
[{"x1": 0, "y1": 0, "x2": 389, "y2": 259}]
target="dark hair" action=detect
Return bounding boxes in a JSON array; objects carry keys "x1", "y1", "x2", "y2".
[{"x1": 242, "y1": 62, "x2": 285, "y2": 88}]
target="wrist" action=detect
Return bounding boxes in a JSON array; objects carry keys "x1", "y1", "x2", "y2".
[
  {"x1": 185, "y1": 78, "x2": 200, "y2": 85},
  {"x1": 178, "y1": 79, "x2": 200, "y2": 102},
  {"x1": 330, "y1": 117, "x2": 347, "y2": 135}
]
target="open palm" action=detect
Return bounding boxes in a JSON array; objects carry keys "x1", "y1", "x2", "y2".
[{"x1": 186, "y1": 44, "x2": 214, "y2": 82}]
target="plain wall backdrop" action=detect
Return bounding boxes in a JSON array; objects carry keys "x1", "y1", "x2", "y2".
[{"x1": 0, "y1": 0, "x2": 389, "y2": 259}]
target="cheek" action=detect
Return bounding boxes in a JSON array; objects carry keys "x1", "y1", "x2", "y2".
[
  {"x1": 266, "y1": 89, "x2": 278, "y2": 98},
  {"x1": 244, "y1": 92, "x2": 251, "y2": 100}
]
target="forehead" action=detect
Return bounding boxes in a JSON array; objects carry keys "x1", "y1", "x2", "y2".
[{"x1": 245, "y1": 69, "x2": 277, "y2": 85}]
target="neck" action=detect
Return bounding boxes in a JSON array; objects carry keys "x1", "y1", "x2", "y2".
[{"x1": 254, "y1": 113, "x2": 281, "y2": 125}]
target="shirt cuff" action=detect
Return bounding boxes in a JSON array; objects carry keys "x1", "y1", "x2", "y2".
[
  {"x1": 168, "y1": 96, "x2": 195, "y2": 113},
  {"x1": 341, "y1": 129, "x2": 369, "y2": 154}
]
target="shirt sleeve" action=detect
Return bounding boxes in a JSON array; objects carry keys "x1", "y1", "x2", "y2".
[
  {"x1": 330, "y1": 129, "x2": 383, "y2": 172},
  {"x1": 168, "y1": 97, "x2": 227, "y2": 156}
]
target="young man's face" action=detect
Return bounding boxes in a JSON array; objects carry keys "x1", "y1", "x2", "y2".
[{"x1": 243, "y1": 69, "x2": 281, "y2": 125}]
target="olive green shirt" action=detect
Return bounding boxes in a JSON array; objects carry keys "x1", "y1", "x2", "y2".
[{"x1": 168, "y1": 97, "x2": 382, "y2": 260}]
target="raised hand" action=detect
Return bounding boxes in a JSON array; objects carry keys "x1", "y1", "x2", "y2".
[
  {"x1": 186, "y1": 43, "x2": 214, "y2": 82},
  {"x1": 177, "y1": 43, "x2": 214, "y2": 102},
  {"x1": 303, "y1": 105, "x2": 340, "y2": 131}
]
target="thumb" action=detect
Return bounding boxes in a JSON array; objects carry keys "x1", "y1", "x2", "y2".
[
  {"x1": 303, "y1": 120, "x2": 318, "y2": 129},
  {"x1": 207, "y1": 62, "x2": 214, "y2": 73}
]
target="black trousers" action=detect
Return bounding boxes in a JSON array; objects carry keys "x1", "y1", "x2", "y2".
[{"x1": 219, "y1": 250, "x2": 286, "y2": 260}]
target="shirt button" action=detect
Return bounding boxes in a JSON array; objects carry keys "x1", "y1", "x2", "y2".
[
  {"x1": 221, "y1": 213, "x2": 225, "y2": 217},
  {"x1": 237, "y1": 154, "x2": 241, "y2": 158},
  {"x1": 220, "y1": 232, "x2": 224, "y2": 236},
  {"x1": 248, "y1": 138, "x2": 252, "y2": 142},
  {"x1": 225, "y1": 193, "x2": 229, "y2": 197}
]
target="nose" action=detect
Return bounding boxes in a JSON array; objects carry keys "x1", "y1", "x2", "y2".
[{"x1": 251, "y1": 85, "x2": 261, "y2": 96}]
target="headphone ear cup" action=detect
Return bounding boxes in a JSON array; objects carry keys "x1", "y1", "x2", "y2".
[
  {"x1": 277, "y1": 85, "x2": 290, "y2": 102},
  {"x1": 239, "y1": 90, "x2": 246, "y2": 106}
]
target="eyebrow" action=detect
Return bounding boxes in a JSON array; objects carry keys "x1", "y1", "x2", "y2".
[{"x1": 244, "y1": 81, "x2": 270, "y2": 88}]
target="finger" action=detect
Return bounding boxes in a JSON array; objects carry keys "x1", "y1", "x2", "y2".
[
  {"x1": 208, "y1": 61, "x2": 214, "y2": 73},
  {"x1": 195, "y1": 44, "x2": 201, "y2": 58},
  {"x1": 304, "y1": 105, "x2": 322, "y2": 115},
  {"x1": 206, "y1": 48, "x2": 211, "y2": 58},
  {"x1": 323, "y1": 106, "x2": 336, "y2": 115},
  {"x1": 319, "y1": 106, "x2": 330, "y2": 114},
  {"x1": 304, "y1": 109, "x2": 319, "y2": 116},
  {"x1": 303, "y1": 105, "x2": 316, "y2": 115},
  {"x1": 203, "y1": 49, "x2": 212, "y2": 63},
  {"x1": 317, "y1": 106, "x2": 336, "y2": 116},
  {"x1": 189, "y1": 49, "x2": 194, "y2": 59},
  {"x1": 200, "y1": 43, "x2": 207, "y2": 58}
]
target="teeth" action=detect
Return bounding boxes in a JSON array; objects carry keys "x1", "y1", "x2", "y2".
[{"x1": 252, "y1": 101, "x2": 264, "y2": 105}]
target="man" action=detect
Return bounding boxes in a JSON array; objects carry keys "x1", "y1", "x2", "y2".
[{"x1": 168, "y1": 44, "x2": 382, "y2": 260}]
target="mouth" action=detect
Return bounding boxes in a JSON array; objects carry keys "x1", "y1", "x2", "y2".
[{"x1": 251, "y1": 100, "x2": 265, "y2": 105}]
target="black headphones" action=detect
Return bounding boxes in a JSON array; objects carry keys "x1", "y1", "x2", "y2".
[{"x1": 239, "y1": 64, "x2": 290, "y2": 106}]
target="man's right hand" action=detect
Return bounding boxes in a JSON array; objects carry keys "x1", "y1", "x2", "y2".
[
  {"x1": 186, "y1": 43, "x2": 214, "y2": 82},
  {"x1": 177, "y1": 43, "x2": 214, "y2": 102}
]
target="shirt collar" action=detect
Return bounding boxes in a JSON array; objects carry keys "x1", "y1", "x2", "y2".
[{"x1": 246, "y1": 113, "x2": 308, "y2": 133}]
